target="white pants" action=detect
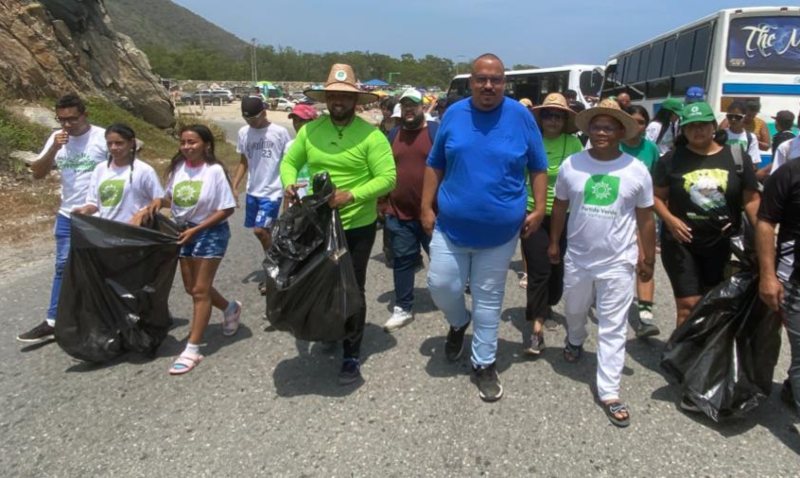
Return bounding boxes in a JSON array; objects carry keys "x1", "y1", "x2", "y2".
[{"x1": 563, "y1": 259, "x2": 635, "y2": 401}]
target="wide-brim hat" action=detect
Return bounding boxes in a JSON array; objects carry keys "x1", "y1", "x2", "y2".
[
  {"x1": 532, "y1": 93, "x2": 578, "y2": 134},
  {"x1": 575, "y1": 98, "x2": 639, "y2": 140},
  {"x1": 304, "y1": 63, "x2": 378, "y2": 105}
]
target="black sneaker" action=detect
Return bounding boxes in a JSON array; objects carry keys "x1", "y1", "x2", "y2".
[
  {"x1": 445, "y1": 322, "x2": 469, "y2": 361},
  {"x1": 635, "y1": 320, "x2": 661, "y2": 339},
  {"x1": 16, "y1": 321, "x2": 55, "y2": 344},
  {"x1": 472, "y1": 363, "x2": 503, "y2": 402},
  {"x1": 338, "y1": 358, "x2": 362, "y2": 385}
]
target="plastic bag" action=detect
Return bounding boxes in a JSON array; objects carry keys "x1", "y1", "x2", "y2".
[
  {"x1": 55, "y1": 213, "x2": 180, "y2": 362},
  {"x1": 263, "y1": 172, "x2": 362, "y2": 341},
  {"x1": 661, "y1": 270, "x2": 782, "y2": 421}
]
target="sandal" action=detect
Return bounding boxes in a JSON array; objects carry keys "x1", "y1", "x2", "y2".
[
  {"x1": 223, "y1": 300, "x2": 242, "y2": 336},
  {"x1": 168, "y1": 352, "x2": 203, "y2": 375},
  {"x1": 563, "y1": 342, "x2": 583, "y2": 363},
  {"x1": 603, "y1": 401, "x2": 631, "y2": 428}
]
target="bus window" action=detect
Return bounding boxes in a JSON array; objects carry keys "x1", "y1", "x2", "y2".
[
  {"x1": 580, "y1": 70, "x2": 603, "y2": 98},
  {"x1": 624, "y1": 51, "x2": 640, "y2": 85},
  {"x1": 692, "y1": 24, "x2": 713, "y2": 71},
  {"x1": 661, "y1": 38, "x2": 677, "y2": 78},
  {"x1": 647, "y1": 41, "x2": 665, "y2": 79},
  {"x1": 727, "y1": 16, "x2": 800, "y2": 73},
  {"x1": 674, "y1": 31, "x2": 695, "y2": 74},
  {"x1": 637, "y1": 47, "x2": 650, "y2": 83}
]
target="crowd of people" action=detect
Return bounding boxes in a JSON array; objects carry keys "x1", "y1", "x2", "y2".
[{"x1": 15, "y1": 53, "x2": 800, "y2": 428}]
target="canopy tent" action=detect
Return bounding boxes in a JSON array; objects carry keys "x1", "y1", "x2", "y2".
[{"x1": 363, "y1": 79, "x2": 389, "y2": 87}]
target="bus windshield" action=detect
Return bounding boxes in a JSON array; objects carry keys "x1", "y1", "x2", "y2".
[{"x1": 727, "y1": 15, "x2": 800, "y2": 73}]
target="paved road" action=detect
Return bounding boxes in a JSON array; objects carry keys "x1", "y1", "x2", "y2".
[{"x1": 2, "y1": 117, "x2": 798, "y2": 476}]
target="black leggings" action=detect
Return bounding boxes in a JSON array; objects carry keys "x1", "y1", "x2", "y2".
[
  {"x1": 342, "y1": 222, "x2": 377, "y2": 359},
  {"x1": 520, "y1": 215, "x2": 566, "y2": 320}
]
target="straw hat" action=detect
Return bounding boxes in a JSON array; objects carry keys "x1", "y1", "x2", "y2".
[
  {"x1": 532, "y1": 93, "x2": 577, "y2": 134},
  {"x1": 304, "y1": 64, "x2": 378, "y2": 105},
  {"x1": 575, "y1": 98, "x2": 639, "y2": 140}
]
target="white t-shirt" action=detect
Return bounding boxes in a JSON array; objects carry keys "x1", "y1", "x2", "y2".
[
  {"x1": 555, "y1": 150, "x2": 654, "y2": 269},
  {"x1": 236, "y1": 123, "x2": 291, "y2": 200},
  {"x1": 166, "y1": 161, "x2": 236, "y2": 225},
  {"x1": 645, "y1": 121, "x2": 677, "y2": 155},
  {"x1": 84, "y1": 159, "x2": 164, "y2": 223},
  {"x1": 771, "y1": 136, "x2": 800, "y2": 174},
  {"x1": 39, "y1": 125, "x2": 108, "y2": 217},
  {"x1": 725, "y1": 129, "x2": 761, "y2": 165}
]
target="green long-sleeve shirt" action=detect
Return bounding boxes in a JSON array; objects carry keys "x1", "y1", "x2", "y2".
[{"x1": 281, "y1": 115, "x2": 396, "y2": 230}]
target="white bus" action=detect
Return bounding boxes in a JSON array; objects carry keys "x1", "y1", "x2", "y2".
[
  {"x1": 601, "y1": 6, "x2": 800, "y2": 164},
  {"x1": 447, "y1": 64, "x2": 603, "y2": 107}
]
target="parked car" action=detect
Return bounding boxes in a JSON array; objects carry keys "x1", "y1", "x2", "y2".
[
  {"x1": 274, "y1": 98, "x2": 297, "y2": 112},
  {"x1": 211, "y1": 89, "x2": 234, "y2": 103}
]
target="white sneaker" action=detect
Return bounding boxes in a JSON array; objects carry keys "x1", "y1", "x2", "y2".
[{"x1": 383, "y1": 306, "x2": 414, "y2": 332}]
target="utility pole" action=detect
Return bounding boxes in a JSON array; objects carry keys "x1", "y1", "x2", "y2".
[{"x1": 251, "y1": 38, "x2": 258, "y2": 83}]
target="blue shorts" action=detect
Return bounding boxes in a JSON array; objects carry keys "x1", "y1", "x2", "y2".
[
  {"x1": 179, "y1": 222, "x2": 231, "y2": 259},
  {"x1": 245, "y1": 194, "x2": 281, "y2": 229}
]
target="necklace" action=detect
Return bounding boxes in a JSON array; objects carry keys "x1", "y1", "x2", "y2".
[{"x1": 331, "y1": 117, "x2": 354, "y2": 139}]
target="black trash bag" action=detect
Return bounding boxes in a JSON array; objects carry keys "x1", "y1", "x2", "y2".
[
  {"x1": 661, "y1": 270, "x2": 782, "y2": 421},
  {"x1": 263, "y1": 172, "x2": 362, "y2": 341},
  {"x1": 55, "y1": 213, "x2": 180, "y2": 363}
]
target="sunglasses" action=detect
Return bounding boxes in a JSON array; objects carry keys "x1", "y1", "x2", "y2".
[
  {"x1": 726, "y1": 114, "x2": 744, "y2": 121},
  {"x1": 540, "y1": 110, "x2": 566, "y2": 120}
]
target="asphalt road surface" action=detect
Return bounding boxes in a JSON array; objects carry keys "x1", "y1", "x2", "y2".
[{"x1": 2, "y1": 116, "x2": 798, "y2": 476}]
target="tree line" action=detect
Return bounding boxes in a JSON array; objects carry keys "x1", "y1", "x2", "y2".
[{"x1": 142, "y1": 44, "x2": 478, "y2": 88}]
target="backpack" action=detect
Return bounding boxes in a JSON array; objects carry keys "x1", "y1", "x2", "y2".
[{"x1": 387, "y1": 122, "x2": 439, "y2": 146}]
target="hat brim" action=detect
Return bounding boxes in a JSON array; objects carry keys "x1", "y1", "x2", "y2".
[
  {"x1": 575, "y1": 107, "x2": 640, "y2": 140},
  {"x1": 679, "y1": 116, "x2": 716, "y2": 127},
  {"x1": 304, "y1": 84, "x2": 378, "y2": 105},
  {"x1": 532, "y1": 105, "x2": 578, "y2": 134}
]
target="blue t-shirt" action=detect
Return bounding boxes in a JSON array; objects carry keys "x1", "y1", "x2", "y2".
[{"x1": 427, "y1": 97, "x2": 547, "y2": 248}]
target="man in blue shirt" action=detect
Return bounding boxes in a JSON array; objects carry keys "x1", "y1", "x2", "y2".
[{"x1": 421, "y1": 53, "x2": 548, "y2": 402}]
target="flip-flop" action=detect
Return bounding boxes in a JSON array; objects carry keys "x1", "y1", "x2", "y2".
[
  {"x1": 603, "y1": 401, "x2": 630, "y2": 428},
  {"x1": 168, "y1": 352, "x2": 203, "y2": 375}
]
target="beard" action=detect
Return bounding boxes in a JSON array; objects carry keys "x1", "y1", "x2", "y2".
[
  {"x1": 329, "y1": 104, "x2": 356, "y2": 122},
  {"x1": 402, "y1": 113, "x2": 425, "y2": 130}
]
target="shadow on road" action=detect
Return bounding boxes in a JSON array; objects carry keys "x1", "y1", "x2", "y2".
[
  {"x1": 241, "y1": 268, "x2": 265, "y2": 287},
  {"x1": 272, "y1": 323, "x2": 397, "y2": 397}
]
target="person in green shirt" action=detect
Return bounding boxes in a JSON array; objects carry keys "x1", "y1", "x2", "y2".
[
  {"x1": 621, "y1": 104, "x2": 661, "y2": 338},
  {"x1": 281, "y1": 63, "x2": 396, "y2": 385},
  {"x1": 520, "y1": 93, "x2": 583, "y2": 356}
]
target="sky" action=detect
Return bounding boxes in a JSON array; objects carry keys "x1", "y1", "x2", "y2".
[{"x1": 173, "y1": 1, "x2": 783, "y2": 67}]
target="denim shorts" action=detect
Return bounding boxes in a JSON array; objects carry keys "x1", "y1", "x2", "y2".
[
  {"x1": 179, "y1": 222, "x2": 231, "y2": 259},
  {"x1": 244, "y1": 194, "x2": 281, "y2": 229}
]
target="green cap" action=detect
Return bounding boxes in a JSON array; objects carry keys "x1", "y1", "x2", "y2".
[
  {"x1": 680, "y1": 101, "x2": 716, "y2": 126},
  {"x1": 660, "y1": 97, "x2": 684, "y2": 115}
]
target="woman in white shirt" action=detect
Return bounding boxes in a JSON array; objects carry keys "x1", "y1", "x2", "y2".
[
  {"x1": 145, "y1": 124, "x2": 241, "y2": 375},
  {"x1": 645, "y1": 98, "x2": 683, "y2": 155},
  {"x1": 74, "y1": 123, "x2": 163, "y2": 224}
]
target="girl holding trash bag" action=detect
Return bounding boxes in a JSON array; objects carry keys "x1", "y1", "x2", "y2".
[
  {"x1": 145, "y1": 124, "x2": 241, "y2": 375},
  {"x1": 652, "y1": 102, "x2": 760, "y2": 329},
  {"x1": 73, "y1": 123, "x2": 164, "y2": 224}
]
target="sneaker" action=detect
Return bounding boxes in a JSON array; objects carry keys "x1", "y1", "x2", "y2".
[
  {"x1": 383, "y1": 306, "x2": 414, "y2": 332},
  {"x1": 635, "y1": 320, "x2": 661, "y2": 338},
  {"x1": 680, "y1": 396, "x2": 702, "y2": 413},
  {"x1": 563, "y1": 341, "x2": 583, "y2": 363},
  {"x1": 445, "y1": 322, "x2": 469, "y2": 361},
  {"x1": 523, "y1": 332, "x2": 544, "y2": 356},
  {"x1": 472, "y1": 362, "x2": 503, "y2": 402},
  {"x1": 338, "y1": 358, "x2": 362, "y2": 385},
  {"x1": 17, "y1": 321, "x2": 55, "y2": 344},
  {"x1": 222, "y1": 300, "x2": 242, "y2": 336}
]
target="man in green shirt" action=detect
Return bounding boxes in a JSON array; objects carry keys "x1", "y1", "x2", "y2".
[{"x1": 281, "y1": 63, "x2": 396, "y2": 385}]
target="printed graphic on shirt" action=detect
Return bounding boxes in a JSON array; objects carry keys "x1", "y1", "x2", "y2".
[
  {"x1": 99, "y1": 179, "x2": 125, "y2": 207},
  {"x1": 583, "y1": 174, "x2": 620, "y2": 206},
  {"x1": 682, "y1": 168, "x2": 729, "y2": 218},
  {"x1": 245, "y1": 138, "x2": 277, "y2": 159},
  {"x1": 57, "y1": 153, "x2": 101, "y2": 172},
  {"x1": 173, "y1": 180, "x2": 202, "y2": 207}
]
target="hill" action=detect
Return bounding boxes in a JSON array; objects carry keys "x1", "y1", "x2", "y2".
[{"x1": 104, "y1": 0, "x2": 249, "y2": 59}]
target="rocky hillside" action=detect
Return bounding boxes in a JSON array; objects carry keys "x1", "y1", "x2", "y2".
[
  {"x1": 0, "y1": 0, "x2": 173, "y2": 128},
  {"x1": 105, "y1": 0, "x2": 249, "y2": 59}
]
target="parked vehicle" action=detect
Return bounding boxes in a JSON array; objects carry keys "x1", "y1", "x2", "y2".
[{"x1": 274, "y1": 98, "x2": 297, "y2": 112}]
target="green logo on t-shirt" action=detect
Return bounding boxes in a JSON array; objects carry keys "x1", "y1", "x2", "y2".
[
  {"x1": 99, "y1": 179, "x2": 125, "y2": 207},
  {"x1": 583, "y1": 174, "x2": 620, "y2": 206},
  {"x1": 173, "y1": 180, "x2": 202, "y2": 208}
]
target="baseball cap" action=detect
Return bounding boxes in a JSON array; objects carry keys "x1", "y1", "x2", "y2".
[
  {"x1": 685, "y1": 86, "x2": 705, "y2": 103},
  {"x1": 399, "y1": 88, "x2": 423, "y2": 104},
  {"x1": 241, "y1": 97, "x2": 265, "y2": 117},
  {"x1": 660, "y1": 97, "x2": 684, "y2": 115},
  {"x1": 680, "y1": 101, "x2": 716, "y2": 126},
  {"x1": 288, "y1": 104, "x2": 319, "y2": 121},
  {"x1": 772, "y1": 110, "x2": 795, "y2": 124}
]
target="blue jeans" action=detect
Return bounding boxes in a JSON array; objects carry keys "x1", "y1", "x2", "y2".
[
  {"x1": 427, "y1": 228, "x2": 517, "y2": 367},
  {"x1": 385, "y1": 215, "x2": 430, "y2": 311},
  {"x1": 48, "y1": 214, "x2": 71, "y2": 321},
  {"x1": 783, "y1": 280, "x2": 800, "y2": 416}
]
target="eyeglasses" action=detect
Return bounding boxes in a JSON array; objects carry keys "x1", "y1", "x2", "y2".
[
  {"x1": 472, "y1": 75, "x2": 505, "y2": 86},
  {"x1": 540, "y1": 110, "x2": 566, "y2": 120},
  {"x1": 726, "y1": 114, "x2": 744, "y2": 121},
  {"x1": 55, "y1": 115, "x2": 82, "y2": 125},
  {"x1": 589, "y1": 124, "x2": 620, "y2": 134}
]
